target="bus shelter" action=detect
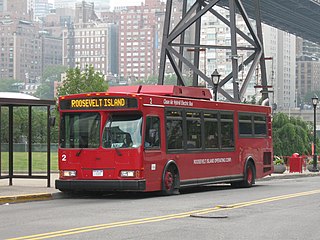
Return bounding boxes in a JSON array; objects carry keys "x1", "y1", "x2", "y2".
[{"x1": 0, "y1": 93, "x2": 56, "y2": 187}]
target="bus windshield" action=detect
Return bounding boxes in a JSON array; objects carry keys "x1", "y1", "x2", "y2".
[
  {"x1": 60, "y1": 112, "x2": 100, "y2": 149},
  {"x1": 103, "y1": 114, "x2": 142, "y2": 149}
]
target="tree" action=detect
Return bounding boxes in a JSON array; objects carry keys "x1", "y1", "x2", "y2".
[
  {"x1": 34, "y1": 65, "x2": 68, "y2": 99},
  {"x1": 57, "y1": 64, "x2": 108, "y2": 96},
  {"x1": 272, "y1": 112, "x2": 318, "y2": 157},
  {"x1": 42, "y1": 65, "x2": 68, "y2": 83},
  {"x1": 34, "y1": 81, "x2": 54, "y2": 99},
  {"x1": 0, "y1": 79, "x2": 23, "y2": 92}
]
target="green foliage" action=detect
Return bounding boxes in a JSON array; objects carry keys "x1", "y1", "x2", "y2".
[
  {"x1": 0, "y1": 107, "x2": 54, "y2": 144},
  {"x1": 42, "y1": 65, "x2": 67, "y2": 82},
  {"x1": 34, "y1": 81, "x2": 54, "y2": 99},
  {"x1": 272, "y1": 112, "x2": 316, "y2": 156},
  {"x1": 0, "y1": 79, "x2": 23, "y2": 92},
  {"x1": 273, "y1": 156, "x2": 285, "y2": 165},
  {"x1": 57, "y1": 64, "x2": 108, "y2": 96}
]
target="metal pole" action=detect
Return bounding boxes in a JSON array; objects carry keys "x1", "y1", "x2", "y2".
[
  {"x1": 214, "y1": 85, "x2": 218, "y2": 101},
  {"x1": 158, "y1": 0, "x2": 172, "y2": 85},
  {"x1": 47, "y1": 106, "x2": 51, "y2": 187},
  {"x1": 9, "y1": 106, "x2": 13, "y2": 185},
  {"x1": 312, "y1": 104, "x2": 318, "y2": 172}
]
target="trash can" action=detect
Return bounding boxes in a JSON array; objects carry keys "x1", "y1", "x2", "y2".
[{"x1": 289, "y1": 153, "x2": 303, "y2": 173}]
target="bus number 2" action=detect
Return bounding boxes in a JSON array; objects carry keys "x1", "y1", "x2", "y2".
[
  {"x1": 61, "y1": 154, "x2": 67, "y2": 161},
  {"x1": 149, "y1": 98, "x2": 153, "y2": 104}
]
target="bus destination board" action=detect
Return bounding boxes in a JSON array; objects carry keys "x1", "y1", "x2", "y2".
[{"x1": 60, "y1": 97, "x2": 138, "y2": 110}]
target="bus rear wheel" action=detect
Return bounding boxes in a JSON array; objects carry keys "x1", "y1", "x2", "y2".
[
  {"x1": 231, "y1": 161, "x2": 255, "y2": 188},
  {"x1": 162, "y1": 165, "x2": 179, "y2": 195}
]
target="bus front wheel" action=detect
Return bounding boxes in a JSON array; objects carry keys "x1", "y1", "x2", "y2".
[{"x1": 161, "y1": 164, "x2": 180, "y2": 195}]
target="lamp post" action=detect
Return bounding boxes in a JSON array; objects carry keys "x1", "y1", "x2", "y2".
[
  {"x1": 211, "y1": 69, "x2": 221, "y2": 101},
  {"x1": 311, "y1": 95, "x2": 319, "y2": 172}
]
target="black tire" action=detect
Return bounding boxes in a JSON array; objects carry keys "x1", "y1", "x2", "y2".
[
  {"x1": 231, "y1": 161, "x2": 255, "y2": 188},
  {"x1": 161, "y1": 164, "x2": 180, "y2": 195}
]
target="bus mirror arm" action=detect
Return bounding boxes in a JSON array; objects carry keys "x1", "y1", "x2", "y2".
[{"x1": 49, "y1": 116, "x2": 56, "y2": 127}]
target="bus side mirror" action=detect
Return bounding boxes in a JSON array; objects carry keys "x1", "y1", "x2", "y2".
[{"x1": 49, "y1": 116, "x2": 56, "y2": 127}]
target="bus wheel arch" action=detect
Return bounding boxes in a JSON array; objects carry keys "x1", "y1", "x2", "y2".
[
  {"x1": 161, "y1": 160, "x2": 180, "y2": 195},
  {"x1": 244, "y1": 158, "x2": 256, "y2": 186},
  {"x1": 232, "y1": 158, "x2": 256, "y2": 188}
]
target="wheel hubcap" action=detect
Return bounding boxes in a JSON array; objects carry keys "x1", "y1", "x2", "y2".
[
  {"x1": 165, "y1": 171, "x2": 173, "y2": 190},
  {"x1": 247, "y1": 167, "x2": 253, "y2": 184}
]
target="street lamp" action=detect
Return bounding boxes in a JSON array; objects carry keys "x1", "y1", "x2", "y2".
[
  {"x1": 311, "y1": 95, "x2": 319, "y2": 172},
  {"x1": 211, "y1": 69, "x2": 221, "y2": 101}
]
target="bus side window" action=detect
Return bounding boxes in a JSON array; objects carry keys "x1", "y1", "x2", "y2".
[{"x1": 145, "y1": 116, "x2": 160, "y2": 148}]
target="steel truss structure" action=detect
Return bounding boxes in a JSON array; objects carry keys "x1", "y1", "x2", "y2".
[{"x1": 159, "y1": 0, "x2": 269, "y2": 103}]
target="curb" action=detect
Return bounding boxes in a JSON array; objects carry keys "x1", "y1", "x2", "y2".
[
  {"x1": 260, "y1": 172, "x2": 320, "y2": 181},
  {"x1": 0, "y1": 193, "x2": 53, "y2": 204}
]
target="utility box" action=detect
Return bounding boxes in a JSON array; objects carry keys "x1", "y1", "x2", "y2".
[{"x1": 289, "y1": 153, "x2": 304, "y2": 173}]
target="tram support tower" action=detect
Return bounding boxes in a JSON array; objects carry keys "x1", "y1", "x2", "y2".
[{"x1": 158, "y1": 0, "x2": 269, "y2": 103}]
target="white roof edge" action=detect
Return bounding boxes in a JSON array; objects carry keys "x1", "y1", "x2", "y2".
[{"x1": 0, "y1": 92, "x2": 40, "y2": 100}]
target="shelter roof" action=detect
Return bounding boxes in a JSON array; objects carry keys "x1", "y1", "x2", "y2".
[{"x1": 0, "y1": 92, "x2": 55, "y2": 106}]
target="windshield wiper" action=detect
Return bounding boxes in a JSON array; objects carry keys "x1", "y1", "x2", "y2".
[
  {"x1": 114, "y1": 147, "x2": 122, "y2": 156},
  {"x1": 106, "y1": 116, "x2": 122, "y2": 156},
  {"x1": 76, "y1": 148, "x2": 83, "y2": 157}
]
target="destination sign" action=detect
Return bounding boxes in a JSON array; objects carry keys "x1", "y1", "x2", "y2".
[{"x1": 60, "y1": 97, "x2": 138, "y2": 110}]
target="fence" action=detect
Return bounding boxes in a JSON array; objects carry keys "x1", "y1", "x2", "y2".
[{"x1": 0, "y1": 143, "x2": 58, "y2": 152}]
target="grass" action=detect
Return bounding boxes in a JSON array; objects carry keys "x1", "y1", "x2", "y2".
[{"x1": 0, "y1": 152, "x2": 58, "y2": 173}]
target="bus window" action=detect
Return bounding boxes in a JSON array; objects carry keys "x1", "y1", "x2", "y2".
[
  {"x1": 145, "y1": 116, "x2": 160, "y2": 148},
  {"x1": 60, "y1": 112, "x2": 100, "y2": 149},
  {"x1": 204, "y1": 112, "x2": 219, "y2": 149},
  {"x1": 221, "y1": 113, "x2": 234, "y2": 148},
  {"x1": 166, "y1": 110, "x2": 183, "y2": 150},
  {"x1": 103, "y1": 114, "x2": 142, "y2": 148},
  {"x1": 239, "y1": 114, "x2": 253, "y2": 135},
  {"x1": 239, "y1": 113, "x2": 267, "y2": 137},
  {"x1": 167, "y1": 119, "x2": 183, "y2": 149},
  {"x1": 186, "y1": 112, "x2": 201, "y2": 149},
  {"x1": 254, "y1": 115, "x2": 267, "y2": 135}
]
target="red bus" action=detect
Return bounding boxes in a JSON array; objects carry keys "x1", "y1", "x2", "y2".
[{"x1": 56, "y1": 85, "x2": 273, "y2": 195}]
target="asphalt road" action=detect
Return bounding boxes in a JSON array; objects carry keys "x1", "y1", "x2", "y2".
[{"x1": 1, "y1": 176, "x2": 320, "y2": 240}]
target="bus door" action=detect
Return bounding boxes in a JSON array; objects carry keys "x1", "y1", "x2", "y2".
[{"x1": 143, "y1": 116, "x2": 163, "y2": 190}]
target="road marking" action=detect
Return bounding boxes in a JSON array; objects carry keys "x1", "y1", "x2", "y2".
[{"x1": 7, "y1": 189, "x2": 320, "y2": 240}]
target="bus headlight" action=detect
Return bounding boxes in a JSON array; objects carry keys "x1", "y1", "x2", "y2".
[
  {"x1": 120, "y1": 170, "x2": 135, "y2": 178},
  {"x1": 63, "y1": 170, "x2": 77, "y2": 177}
]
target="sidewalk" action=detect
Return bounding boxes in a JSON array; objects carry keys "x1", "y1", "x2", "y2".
[
  {"x1": 1, "y1": 171, "x2": 320, "y2": 204},
  {"x1": 0, "y1": 173, "x2": 60, "y2": 204}
]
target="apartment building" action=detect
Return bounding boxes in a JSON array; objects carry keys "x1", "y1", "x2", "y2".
[
  {"x1": 34, "y1": 0, "x2": 54, "y2": 21},
  {"x1": 296, "y1": 38, "x2": 320, "y2": 103},
  {"x1": 54, "y1": 0, "x2": 110, "y2": 15},
  {"x1": 0, "y1": 18, "x2": 42, "y2": 83},
  {"x1": 118, "y1": 0, "x2": 165, "y2": 81},
  {"x1": 0, "y1": 0, "x2": 31, "y2": 20},
  {"x1": 263, "y1": 26, "x2": 296, "y2": 109},
  {"x1": 63, "y1": 2, "x2": 118, "y2": 77}
]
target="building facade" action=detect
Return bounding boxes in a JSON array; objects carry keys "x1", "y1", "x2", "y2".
[
  {"x1": 262, "y1": 25, "x2": 296, "y2": 110},
  {"x1": 296, "y1": 37, "x2": 320, "y2": 105},
  {"x1": 34, "y1": 0, "x2": 54, "y2": 21},
  {"x1": 118, "y1": 0, "x2": 165, "y2": 81},
  {"x1": 0, "y1": 17, "x2": 42, "y2": 83}
]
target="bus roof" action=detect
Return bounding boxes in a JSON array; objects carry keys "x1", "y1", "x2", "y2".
[{"x1": 108, "y1": 85, "x2": 212, "y2": 100}]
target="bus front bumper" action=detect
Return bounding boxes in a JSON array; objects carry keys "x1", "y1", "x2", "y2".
[{"x1": 55, "y1": 179, "x2": 146, "y2": 192}]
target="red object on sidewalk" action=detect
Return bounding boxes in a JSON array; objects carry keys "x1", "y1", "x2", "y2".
[{"x1": 289, "y1": 153, "x2": 304, "y2": 173}]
